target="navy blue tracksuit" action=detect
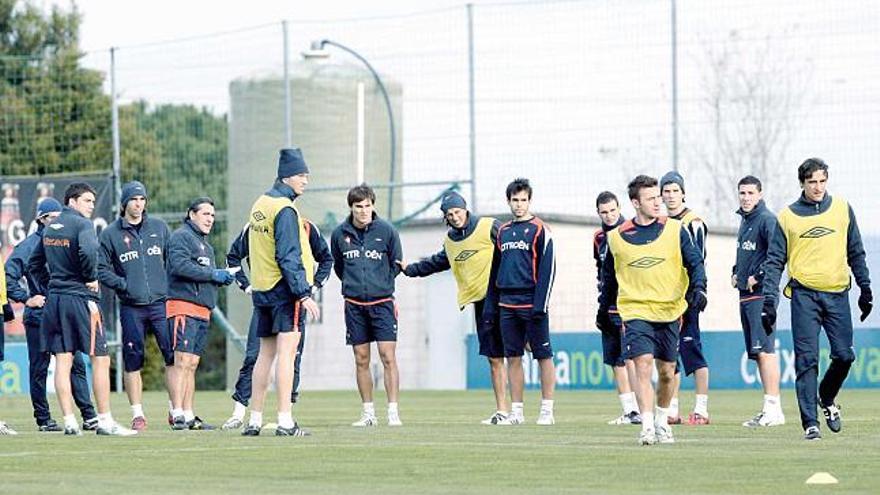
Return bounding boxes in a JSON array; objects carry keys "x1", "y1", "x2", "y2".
[
  {"x1": 733, "y1": 200, "x2": 778, "y2": 358},
  {"x1": 762, "y1": 193, "x2": 871, "y2": 429},
  {"x1": 98, "y1": 214, "x2": 174, "y2": 370},
  {"x1": 227, "y1": 220, "x2": 333, "y2": 406},
  {"x1": 5, "y1": 227, "x2": 96, "y2": 425}
]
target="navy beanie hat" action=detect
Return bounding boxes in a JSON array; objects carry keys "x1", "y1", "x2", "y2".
[
  {"x1": 277, "y1": 148, "x2": 309, "y2": 178},
  {"x1": 660, "y1": 171, "x2": 685, "y2": 194},
  {"x1": 36, "y1": 197, "x2": 63, "y2": 218},
  {"x1": 440, "y1": 191, "x2": 467, "y2": 214},
  {"x1": 121, "y1": 180, "x2": 147, "y2": 207}
]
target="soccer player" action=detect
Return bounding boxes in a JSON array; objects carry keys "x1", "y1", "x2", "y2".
[
  {"x1": 28, "y1": 182, "x2": 136, "y2": 436},
  {"x1": 1, "y1": 252, "x2": 18, "y2": 435},
  {"x1": 98, "y1": 181, "x2": 175, "y2": 431},
  {"x1": 593, "y1": 191, "x2": 641, "y2": 425},
  {"x1": 761, "y1": 158, "x2": 871, "y2": 441},
  {"x1": 330, "y1": 184, "x2": 404, "y2": 427},
  {"x1": 5, "y1": 198, "x2": 98, "y2": 432},
  {"x1": 600, "y1": 175, "x2": 707, "y2": 445},
  {"x1": 166, "y1": 197, "x2": 235, "y2": 430},
  {"x1": 660, "y1": 171, "x2": 710, "y2": 425},
  {"x1": 398, "y1": 191, "x2": 509, "y2": 425},
  {"x1": 239, "y1": 149, "x2": 322, "y2": 437},
  {"x1": 221, "y1": 214, "x2": 332, "y2": 431},
  {"x1": 483, "y1": 178, "x2": 556, "y2": 426},
  {"x1": 733, "y1": 176, "x2": 785, "y2": 427}
]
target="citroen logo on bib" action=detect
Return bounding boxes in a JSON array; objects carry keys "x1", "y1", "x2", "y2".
[
  {"x1": 628, "y1": 257, "x2": 665, "y2": 269},
  {"x1": 800, "y1": 226, "x2": 835, "y2": 239},
  {"x1": 455, "y1": 250, "x2": 478, "y2": 262}
]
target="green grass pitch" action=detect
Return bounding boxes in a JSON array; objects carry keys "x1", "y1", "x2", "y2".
[{"x1": 1, "y1": 389, "x2": 878, "y2": 494}]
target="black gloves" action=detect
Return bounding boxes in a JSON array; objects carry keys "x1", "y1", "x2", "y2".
[
  {"x1": 859, "y1": 287, "x2": 873, "y2": 322},
  {"x1": 596, "y1": 308, "x2": 613, "y2": 334},
  {"x1": 761, "y1": 303, "x2": 776, "y2": 336},
  {"x1": 686, "y1": 290, "x2": 708, "y2": 313}
]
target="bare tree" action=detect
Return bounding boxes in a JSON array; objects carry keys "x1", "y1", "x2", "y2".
[{"x1": 687, "y1": 28, "x2": 812, "y2": 221}]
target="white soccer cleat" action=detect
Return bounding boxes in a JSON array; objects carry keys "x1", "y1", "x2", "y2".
[
  {"x1": 497, "y1": 413, "x2": 524, "y2": 426},
  {"x1": 0, "y1": 421, "x2": 18, "y2": 435},
  {"x1": 655, "y1": 425, "x2": 675, "y2": 444},
  {"x1": 481, "y1": 412, "x2": 508, "y2": 425},
  {"x1": 352, "y1": 412, "x2": 378, "y2": 427},
  {"x1": 221, "y1": 416, "x2": 244, "y2": 430},
  {"x1": 608, "y1": 411, "x2": 642, "y2": 425},
  {"x1": 96, "y1": 421, "x2": 138, "y2": 437},
  {"x1": 536, "y1": 409, "x2": 555, "y2": 426},
  {"x1": 742, "y1": 411, "x2": 786, "y2": 428},
  {"x1": 638, "y1": 428, "x2": 657, "y2": 446},
  {"x1": 387, "y1": 411, "x2": 403, "y2": 427}
]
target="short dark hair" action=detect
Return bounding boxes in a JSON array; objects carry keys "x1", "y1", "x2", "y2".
[
  {"x1": 595, "y1": 191, "x2": 618, "y2": 209},
  {"x1": 798, "y1": 158, "x2": 829, "y2": 183},
  {"x1": 347, "y1": 184, "x2": 376, "y2": 207},
  {"x1": 187, "y1": 196, "x2": 214, "y2": 215},
  {"x1": 505, "y1": 177, "x2": 532, "y2": 200},
  {"x1": 737, "y1": 175, "x2": 762, "y2": 191},
  {"x1": 63, "y1": 182, "x2": 96, "y2": 206},
  {"x1": 627, "y1": 175, "x2": 657, "y2": 201}
]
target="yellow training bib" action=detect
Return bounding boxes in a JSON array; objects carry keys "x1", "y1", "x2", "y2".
[
  {"x1": 778, "y1": 196, "x2": 850, "y2": 294},
  {"x1": 248, "y1": 195, "x2": 315, "y2": 291},
  {"x1": 444, "y1": 217, "x2": 495, "y2": 308}
]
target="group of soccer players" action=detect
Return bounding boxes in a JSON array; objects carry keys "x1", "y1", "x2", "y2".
[{"x1": 0, "y1": 152, "x2": 872, "y2": 444}]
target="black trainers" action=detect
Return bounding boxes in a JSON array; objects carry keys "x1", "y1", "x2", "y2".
[
  {"x1": 821, "y1": 402, "x2": 842, "y2": 433},
  {"x1": 804, "y1": 425, "x2": 822, "y2": 441},
  {"x1": 38, "y1": 419, "x2": 63, "y2": 432},
  {"x1": 275, "y1": 422, "x2": 310, "y2": 437},
  {"x1": 82, "y1": 417, "x2": 99, "y2": 431},
  {"x1": 171, "y1": 415, "x2": 188, "y2": 431},
  {"x1": 188, "y1": 416, "x2": 216, "y2": 431},
  {"x1": 241, "y1": 424, "x2": 261, "y2": 436}
]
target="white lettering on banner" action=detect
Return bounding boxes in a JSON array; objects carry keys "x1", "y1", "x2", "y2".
[
  {"x1": 500, "y1": 240, "x2": 529, "y2": 252},
  {"x1": 146, "y1": 245, "x2": 162, "y2": 256},
  {"x1": 343, "y1": 250, "x2": 360, "y2": 259},
  {"x1": 740, "y1": 339, "x2": 798, "y2": 386},
  {"x1": 365, "y1": 249, "x2": 383, "y2": 260},
  {"x1": 781, "y1": 347, "x2": 796, "y2": 384},
  {"x1": 119, "y1": 251, "x2": 139, "y2": 263}
]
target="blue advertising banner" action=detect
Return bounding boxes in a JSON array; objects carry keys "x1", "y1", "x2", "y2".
[
  {"x1": 0, "y1": 343, "x2": 92, "y2": 396},
  {"x1": 466, "y1": 329, "x2": 880, "y2": 390}
]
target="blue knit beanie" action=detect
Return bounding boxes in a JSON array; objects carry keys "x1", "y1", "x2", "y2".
[{"x1": 277, "y1": 148, "x2": 309, "y2": 178}]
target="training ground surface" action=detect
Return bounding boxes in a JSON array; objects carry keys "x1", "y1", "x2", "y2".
[{"x1": 1, "y1": 390, "x2": 878, "y2": 494}]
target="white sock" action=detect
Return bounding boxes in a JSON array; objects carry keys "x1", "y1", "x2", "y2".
[
  {"x1": 669, "y1": 398, "x2": 680, "y2": 418},
  {"x1": 131, "y1": 404, "x2": 144, "y2": 419},
  {"x1": 641, "y1": 412, "x2": 654, "y2": 433},
  {"x1": 183, "y1": 410, "x2": 195, "y2": 422},
  {"x1": 97, "y1": 412, "x2": 114, "y2": 429},
  {"x1": 278, "y1": 412, "x2": 294, "y2": 429},
  {"x1": 512, "y1": 402, "x2": 524, "y2": 417},
  {"x1": 694, "y1": 394, "x2": 709, "y2": 417},
  {"x1": 249, "y1": 411, "x2": 263, "y2": 427},
  {"x1": 168, "y1": 400, "x2": 174, "y2": 413},
  {"x1": 388, "y1": 402, "x2": 399, "y2": 415},
  {"x1": 540, "y1": 399, "x2": 554, "y2": 412},
  {"x1": 621, "y1": 392, "x2": 639, "y2": 414},
  {"x1": 655, "y1": 406, "x2": 670, "y2": 429},
  {"x1": 764, "y1": 394, "x2": 781, "y2": 413},
  {"x1": 363, "y1": 402, "x2": 375, "y2": 416},
  {"x1": 232, "y1": 401, "x2": 247, "y2": 420},
  {"x1": 171, "y1": 408, "x2": 183, "y2": 419},
  {"x1": 63, "y1": 414, "x2": 78, "y2": 430}
]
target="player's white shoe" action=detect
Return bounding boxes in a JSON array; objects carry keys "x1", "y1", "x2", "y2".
[
  {"x1": 497, "y1": 413, "x2": 524, "y2": 425},
  {"x1": 742, "y1": 410, "x2": 786, "y2": 427},
  {"x1": 608, "y1": 411, "x2": 642, "y2": 425},
  {"x1": 96, "y1": 421, "x2": 138, "y2": 437},
  {"x1": 352, "y1": 412, "x2": 378, "y2": 427},
  {"x1": 481, "y1": 412, "x2": 508, "y2": 425},
  {"x1": 536, "y1": 409, "x2": 555, "y2": 426},
  {"x1": 655, "y1": 424, "x2": 675, "y2": 444},
  {"x1": 638, "y1": 428, "x2": 657, "y2": 445},
  {"x1": 0, "y1": 421, "x2": 18, "y2": 435},
  {"x1": 387, "y1": 411, "x2": 403, "y2": 427},
  {"x1": 222, "y1": 416, "x2": 244, "y2": 430}
]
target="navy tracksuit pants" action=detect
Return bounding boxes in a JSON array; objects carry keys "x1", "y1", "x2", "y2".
[
  {"x1": 790, "y1": 287, "x2": 855, "y2": 429},
  {"x1": 230, "y1": 309, "x2": 306, "y2": 406}
]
